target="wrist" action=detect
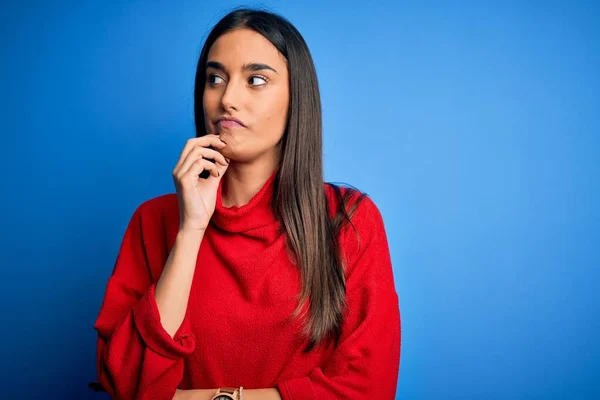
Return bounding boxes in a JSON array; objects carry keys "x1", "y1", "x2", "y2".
[
  {"x1": 210, "y1": 387, "x2": 242, "y2": 400},
  {"x1": 177, "y1": 227, "x2": 206, "y2": 240}
]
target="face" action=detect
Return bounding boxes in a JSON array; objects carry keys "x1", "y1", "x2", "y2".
[{"x1": 203, "y1": 28, "x2": 290, "y2": 163}]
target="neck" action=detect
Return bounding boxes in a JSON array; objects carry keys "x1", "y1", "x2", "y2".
[{"x1": 221, "y1": 159, "x2": 280, "y2": 208}]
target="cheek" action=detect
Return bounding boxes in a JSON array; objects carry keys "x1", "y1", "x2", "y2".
[
  {"x1": 202, "y1": 93, "x2": 219, "y2": 132},
  {"x1": 203, "y1": 91, "x2": 216, "y2": 113},
  {"x1": 259, "y1": 99, "x2": 289, "y2": 134}
]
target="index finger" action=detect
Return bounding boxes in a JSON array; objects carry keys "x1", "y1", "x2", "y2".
[{"x1": 174, "y1": 134, "x2": 225, "y2": 171}]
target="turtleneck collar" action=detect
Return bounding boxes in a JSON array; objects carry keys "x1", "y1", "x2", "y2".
[{"x1": 210, "y1": 166, "x2": 279, "y2": 233}]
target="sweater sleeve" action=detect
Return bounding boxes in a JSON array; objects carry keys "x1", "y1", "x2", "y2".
[
  {"x1": 276, "y1": 196, "x2": 401, "y2": 400},
  {"x1": 93, "y1": 206, "x2": 196, "y2": 400}
]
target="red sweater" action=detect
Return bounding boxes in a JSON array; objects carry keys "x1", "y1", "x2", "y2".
[{"x1": 94, "y1": 168, "x2": 401, "y2": 399}]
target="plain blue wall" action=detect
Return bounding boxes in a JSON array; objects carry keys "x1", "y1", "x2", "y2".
[{"x1": 1, "y1": 1, "x2": 598, "y2": 399}]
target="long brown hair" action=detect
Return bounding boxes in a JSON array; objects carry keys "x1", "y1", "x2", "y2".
[{"x1": 194, "y1": 8, "x2": 367, "y2": 352}]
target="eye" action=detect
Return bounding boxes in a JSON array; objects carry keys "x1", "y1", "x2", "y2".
[
  {"x1": 208, "y1": 74, "x2": 224, "y2": 86},
  {"x1": 249, "y1": 75, "x2": 268, "y2": 86}
]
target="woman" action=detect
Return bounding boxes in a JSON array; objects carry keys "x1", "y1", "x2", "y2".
[{"x1": 93, "y1": 8, "x2": 401, "y2": 400}]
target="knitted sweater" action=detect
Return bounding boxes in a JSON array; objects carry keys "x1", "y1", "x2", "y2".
[{"x1": 94, "y1": 168, "x2": 401, "y2": 399}]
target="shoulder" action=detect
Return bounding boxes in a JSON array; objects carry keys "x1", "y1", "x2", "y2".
[
  {"x1": 130, "y1": 193, "x2": 180, "y2": 234},
  {"x1": 324, "y1": 181, "x2": 383, "y2": 227},
  {"x1": 324, "y1": 182, "x2": 387, "y2": 273},
  {"x1": 134, "y1": 193, "x2": 178, "y2": 218},
  {"x1": 136, "y1": 193, "x2": 178, "y2": 216}
]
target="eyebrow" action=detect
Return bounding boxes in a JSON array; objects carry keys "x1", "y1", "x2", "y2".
[{"x1": 206, "y1": 60, "x2": 278, "y2": 74}]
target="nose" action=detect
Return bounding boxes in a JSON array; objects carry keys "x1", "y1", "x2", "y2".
[{"x1": 220, "y1": 77, "x2": 243, "y2": 111}]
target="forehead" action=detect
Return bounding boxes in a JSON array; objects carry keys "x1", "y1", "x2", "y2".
[{"x1": 207, "y1": 28, "x2": 287, "y2": 69}]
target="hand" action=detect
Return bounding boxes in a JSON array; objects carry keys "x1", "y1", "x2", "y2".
[{"x1": 172, "y1": 134, "x2": 230, "y2": 233}]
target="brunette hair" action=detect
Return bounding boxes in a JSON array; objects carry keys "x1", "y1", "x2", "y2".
[{"x1": 194, "y1": 7, "x2": 367, "y2": 352}]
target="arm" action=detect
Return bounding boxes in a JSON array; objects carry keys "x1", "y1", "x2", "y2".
[
  {"x1": 94, "y1": 206, "x2": 202, "y2": 400},
  {"x1": 275, "y1": 197, "x2": 402, "y2": 399},
  {"x1": 155, "y1": 227, "x2": 203, "y2": 337}
]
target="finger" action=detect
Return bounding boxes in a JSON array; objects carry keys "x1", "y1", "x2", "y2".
[
  {"x1": 176, "y1": 145, "x2": 228, "y2": 179},
  {"x1": 174, "y1": 135, "x2": 226, "y2": 173},
  {"x1": 179, "y1": 145, "x2": 226, "y2": 176},
  {"x1": 183, "y1": 158, "x2": 220, "y2": 181},
  {"x1": 197, "y1": 146, "x2": 229, "y2": 166},
  {"x1": 175, "y1": 135, "x2": 225, "y2": 172}
]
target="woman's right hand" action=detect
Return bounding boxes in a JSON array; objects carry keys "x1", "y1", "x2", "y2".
[{"x1": 172, "y1": 134, "x2": 230, "y2": 233}]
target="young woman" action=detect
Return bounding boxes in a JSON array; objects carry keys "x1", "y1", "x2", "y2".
[{"x1": 93, "y1": 8, "x2": 401, "y2": 400}]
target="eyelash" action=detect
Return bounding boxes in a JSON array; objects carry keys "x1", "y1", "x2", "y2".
[{"x1": 207, "y1": 74, "x2": 268, "y2": 87}]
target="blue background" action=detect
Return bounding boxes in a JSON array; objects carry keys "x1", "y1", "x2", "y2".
[{"x1": 1, "y1": 1, "x2": 598, "y2": 399}]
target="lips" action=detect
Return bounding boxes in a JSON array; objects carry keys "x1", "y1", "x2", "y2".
[
  {"x1": 218, "y1": 119, "x2": 244, "y2": 128},
  {"x1": 215, "y1": 116, "x2": 246, "y2": 128}
]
